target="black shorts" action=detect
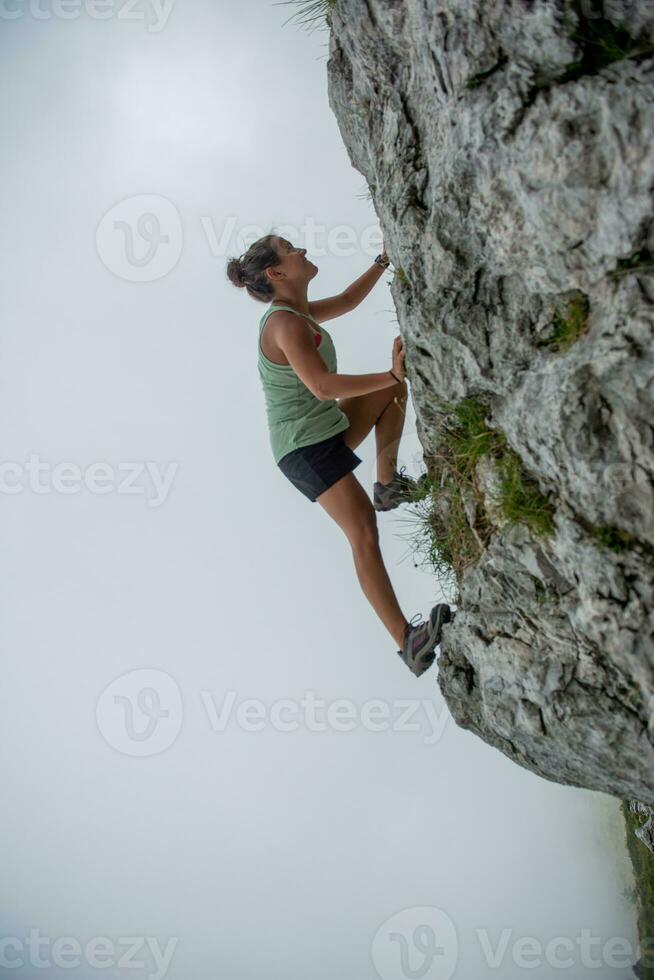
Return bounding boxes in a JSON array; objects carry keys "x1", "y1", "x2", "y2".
[{"x1": 277, "y1": 432, "x2": 363, "y2": 502}]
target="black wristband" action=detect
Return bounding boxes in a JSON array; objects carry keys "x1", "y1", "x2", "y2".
[
  {"x1": 374, "y1": 254, "x2": 390, "y2": 269},
  {"x1": 389, "y1": 369, "x2": 401, "y2": 384}
]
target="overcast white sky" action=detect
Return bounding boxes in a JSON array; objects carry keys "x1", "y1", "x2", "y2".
[{"x1": 0, "y1": 1, "x2": 641, "y2": 978}]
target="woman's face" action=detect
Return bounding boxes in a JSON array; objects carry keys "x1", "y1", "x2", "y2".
[{"x1": 273, "y1": 236, "x2": 317, "y2": 283}]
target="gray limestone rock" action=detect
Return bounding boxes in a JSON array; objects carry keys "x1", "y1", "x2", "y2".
[
  {"x1": 630, "y1": 799, "x2": 654, "y2": 852},
  {"x1": 327, "y1": 0, "x2": 654, "y2": 812}
]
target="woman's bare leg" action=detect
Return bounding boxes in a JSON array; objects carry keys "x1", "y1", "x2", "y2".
[
  {"x1": 374, "y1": 389, "x2": 408, "y2": 485},
  {"x1": 350, "y1": 537, "x2": 408, "y2": 647},
  {"x1": 316, "y1": 472, "x2": 409, "y2": 648},
  {"x1": 339, "y1": 379, "x2": 409, "y2": 487}
]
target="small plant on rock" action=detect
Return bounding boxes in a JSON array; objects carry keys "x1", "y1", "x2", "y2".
[{"x1": 538, "y1": 293, "x2": 590, "y2": 353}]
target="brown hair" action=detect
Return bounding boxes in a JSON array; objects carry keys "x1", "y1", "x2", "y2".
[{"x1": 226, "y1": 232, "x2": 280, "y2": 303}]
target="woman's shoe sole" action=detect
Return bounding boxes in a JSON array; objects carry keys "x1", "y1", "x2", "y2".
[{"x1": 399, "y1": 603, "x2": 452, "y2": 677}]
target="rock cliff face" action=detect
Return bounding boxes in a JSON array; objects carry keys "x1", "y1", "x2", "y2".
[{"x1": 327, "y1": 0, "x2": 654, "y2": 804}]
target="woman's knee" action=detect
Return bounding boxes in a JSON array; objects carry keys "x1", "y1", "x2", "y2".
[
  {"x1": 394, "y1": 379, "x2": 408, "y2": 406},
  {"x1": 378, "y1": 379, "x2": 408, "y2": 421},
  {"x1": 316, "y1": 473, "x2": 379, "y2": 545},
  {"x1": 349, "y1": 514, "x2": 379, "y2": 551}
]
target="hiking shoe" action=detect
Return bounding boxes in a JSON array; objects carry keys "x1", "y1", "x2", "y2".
[
  {"x1": 373, "y1": 466, "x2": 429, "y2": 511},
  {"x1": 397, "y1": 603, "x2": 452, "y2": 677}
]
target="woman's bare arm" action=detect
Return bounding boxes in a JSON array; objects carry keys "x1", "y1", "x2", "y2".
[{"x1": 275, "y1": 311, "x2": 397, "y2": 401}]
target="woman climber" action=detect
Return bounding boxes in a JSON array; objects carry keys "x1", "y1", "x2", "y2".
[{"x1": 226, "y1": 233, "x2": 451, "y2": 676}]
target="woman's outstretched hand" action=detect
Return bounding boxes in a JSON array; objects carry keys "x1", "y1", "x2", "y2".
[{"x1": 391, "y1": 335, "x2": 406, "y2": 382}]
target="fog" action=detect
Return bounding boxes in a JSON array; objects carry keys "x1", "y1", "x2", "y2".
[{"x1": 0, "y1": 1, "x2": 639, "y2": 977}]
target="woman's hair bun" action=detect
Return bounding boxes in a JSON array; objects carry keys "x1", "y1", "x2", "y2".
[
  {"x1": 226, "y1": 258, "x2": 247, "y2": 288},
  {"x1": 225, "y1": 233, "x2": 278, "y2": 303}
]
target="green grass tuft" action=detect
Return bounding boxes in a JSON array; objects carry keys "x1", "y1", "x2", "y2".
[
  {"x1": 443, "y1": 398, "x2": 507, "y2": 477},
  {"x1": 538, "y1": 293, "x2": 590, "y2": 353},
  {"x1": 393, "y1": 398, "x2": 555, "y2": 589},
  {"x1": 532, "y1": 576, "x2": 560, "y2": 605},
  {"x1": 590, "y1": 524, "x2": 635, "y2": 553},
  {"x1": 560, "y1": 6, "x2": 654, "y2": 82},
  {"x1": 609, "y1": 247, "x2": 654, "y2": 280},
  {"x1": 273, "y1": 0, "x2": 336, "y2": 33},
  {"x1": 393, "y1": 471, "x2": 480, "y2": 600},
  {"x1": 497, "y1": 452, "x2": 556, "y2": 538},
  {"x1": 621, "y1": 800, "x2": 654, "y2": 976},
  {"x1": 355, "y1": 180, "x2": 374, "y2": 202}
]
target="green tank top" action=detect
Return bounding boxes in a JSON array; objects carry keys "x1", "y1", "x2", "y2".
[{"x1": 257, "y1": 304, "x2": 350, "y2": 464}]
